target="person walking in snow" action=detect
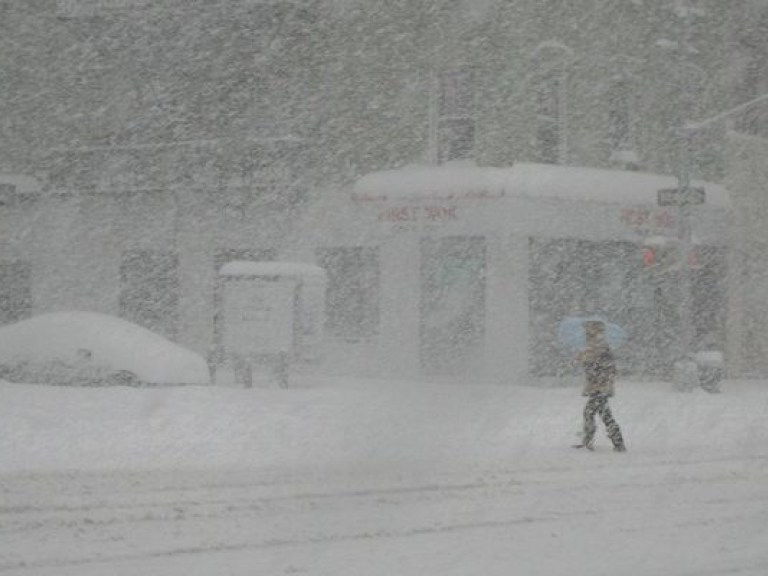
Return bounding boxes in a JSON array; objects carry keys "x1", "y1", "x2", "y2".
[{"x1": 575, "y1": 320, "x2": 626, "y2": 452}]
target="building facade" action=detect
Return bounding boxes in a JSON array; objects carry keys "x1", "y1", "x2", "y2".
[
  {"x1": 295, "y1": 162, "x2": 730, "y2": 383},
  {"x1": 1, "y1": 0, "x2": 766, "y2": 379}
]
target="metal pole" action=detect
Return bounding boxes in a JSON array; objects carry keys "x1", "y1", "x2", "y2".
[
  {"x1": 685, "y1": 92, "x2": 768, "y2": 133},
  {"x1": 676, "y1": 130, "x2": 695, "y2": 362},
  {"x1": 675, "y1": 91, "x2": 768, "y2": 369},
  {"x1": 676, "y1": 0, "x2": 695, "y2": 365}
]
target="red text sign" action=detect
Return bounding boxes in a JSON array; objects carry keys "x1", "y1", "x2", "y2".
[
  {"x1": 378, "y1": 205, "x2": 459, "y2": 223},
  {"x1": 620, "y1": 207, "x2": 675, "y2": 230}
]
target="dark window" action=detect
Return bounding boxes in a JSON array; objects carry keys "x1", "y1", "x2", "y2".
[
  {"x1": 536, "y1": 121, "x2": 560, "y2": 165},
  {"x1": 316, "y1": 247, "x2": 379, "y2": 340},
  {"x1": 119, "y1": 250, "x2": 179, "y2": 339},
  {"x1": 528, "y1": 238, "x2": 660, "y2": 377},
  {"x1": 437, "y1": 68, "x2": 475, "y2": 163},
  {"x1": 0, "y1": 260, "x2": 32, "y2": 325},
  {"x1": 439, "y1": 68, "x2": 475, "y2": 118},
  {"x1": 534, "y1": 71, "x2": 562, "y2": 164},
  {"x1": 607, "y1": 79, "x2": 632, "y2": 152}
]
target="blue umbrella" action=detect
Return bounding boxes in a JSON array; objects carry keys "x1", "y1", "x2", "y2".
[{"x1": 557, "y1": 316, "x2": 628, "y2": 350}]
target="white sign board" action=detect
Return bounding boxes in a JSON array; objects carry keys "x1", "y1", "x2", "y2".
[{"x1": 221, "y1": 278, "x2": 296, "y2": 356}]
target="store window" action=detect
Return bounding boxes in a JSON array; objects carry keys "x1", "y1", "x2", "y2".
[
  {"x1": 528, "y1": 238, "x2": 657, "y2": 377},
  {"x1": 420, "y1": 236, "x2": 486, "y2": 374},
  {"x1": 529, "y1": 236, "x2": 730, "y2": 377},
  {"x1": 691, "y1": 245, "x2": 728, "y2": 350},
  {"x1": 316, "y1": 247, "x2": 379, "y2": 340}
]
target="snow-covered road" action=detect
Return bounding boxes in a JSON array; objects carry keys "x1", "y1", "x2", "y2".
[
  {"x1": 2, "y1": 378, "x2": 768, "y2": 575},
  {"x1": 3, "y1": 453, "x2": 768, "y2": 576}
]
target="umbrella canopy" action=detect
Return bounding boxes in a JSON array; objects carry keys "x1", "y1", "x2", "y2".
[{"x1": 557, "y1": 316, "x2": 628, "y2": 350}]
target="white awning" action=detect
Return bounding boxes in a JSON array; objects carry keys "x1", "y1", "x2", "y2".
[{"x1": 352, "y1": 162, "x2": 730, "y2": 208}]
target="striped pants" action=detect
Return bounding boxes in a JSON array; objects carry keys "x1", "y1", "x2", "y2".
[{"x1": 583, "y1": 392, "x2": 625, "y2": 449}]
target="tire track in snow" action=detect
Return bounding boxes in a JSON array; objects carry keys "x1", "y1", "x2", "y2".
[{"x1": 2, "y1": 454, "x2": 767, "y2": 573}]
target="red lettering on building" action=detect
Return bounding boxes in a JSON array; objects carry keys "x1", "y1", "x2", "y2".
[
  {"x1": 620, "y1": 207, "x2": 675, "y2": 229},
  {"x1": 378, "y1": 205, "x2": 459, "y2": 223},
  {"x1": 424, "y1": 206, "x2": 458, "y2": 221},
  {"x1": 378, "y1": 206, "x2": 420, "y2": 222}
]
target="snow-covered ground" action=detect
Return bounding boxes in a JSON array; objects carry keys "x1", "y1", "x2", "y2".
[{"x1": 2, "y1": 376, "x2": 768, "y2": 575}]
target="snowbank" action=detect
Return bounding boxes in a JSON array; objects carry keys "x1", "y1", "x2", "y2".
[{"x1": 1, "y1": 377, "x2": 765, "y2": 474}]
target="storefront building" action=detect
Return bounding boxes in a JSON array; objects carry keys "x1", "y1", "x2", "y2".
[
  {"x1": 2, "y1": 0, "x2": 762, "y2": 381},
  {"x1": 297, "y1": 162, "x2": 731, "y2": 384}
]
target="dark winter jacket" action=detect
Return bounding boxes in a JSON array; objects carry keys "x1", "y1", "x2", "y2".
[{"x1": 580, "y1": 342, "x2": 617, "y2": 397}]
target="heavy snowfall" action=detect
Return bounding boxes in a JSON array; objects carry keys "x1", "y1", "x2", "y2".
[{"x1": 2, "y1": 1, "x2": 768, "y2": 575}]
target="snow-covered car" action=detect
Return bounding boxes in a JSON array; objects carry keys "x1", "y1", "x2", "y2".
[{"x1": 0, "y1": 311, "x2": 210, "y2": 386}]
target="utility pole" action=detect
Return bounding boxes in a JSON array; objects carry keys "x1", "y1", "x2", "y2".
[
  {"x1": 656, "y1": 2, "x2": 767, "y2": 378},
  {"x1": 675, "y1": 126, "x2": 696, "y2": 363},
  {"x1": 675, "y1": 0, "x2": 697, "y2": 364},
  {"x1": 673, "y1": 88, "x2": 768, "y2": 362}
]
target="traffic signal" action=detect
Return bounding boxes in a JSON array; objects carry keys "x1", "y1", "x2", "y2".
[
  {"x1": 688, "y1": 246, "x2": 698, "y2": 269},
  {"x1": 641, "y1": 241, "x2": 697, "y2": 272},
  {"x1": 641, "y1": 239, "x2": 679, "y2": 272},
  {"x1": 642, "y1": 247, "x2": 656, "y2": 267}
]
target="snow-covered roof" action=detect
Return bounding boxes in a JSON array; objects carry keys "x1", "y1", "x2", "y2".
[
  {"x1": 352, "y1": 162, "x2": 730, "y2": 208},
  {"x1": 219, "y1": 261, "x2": 326, "y2": 278}
]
